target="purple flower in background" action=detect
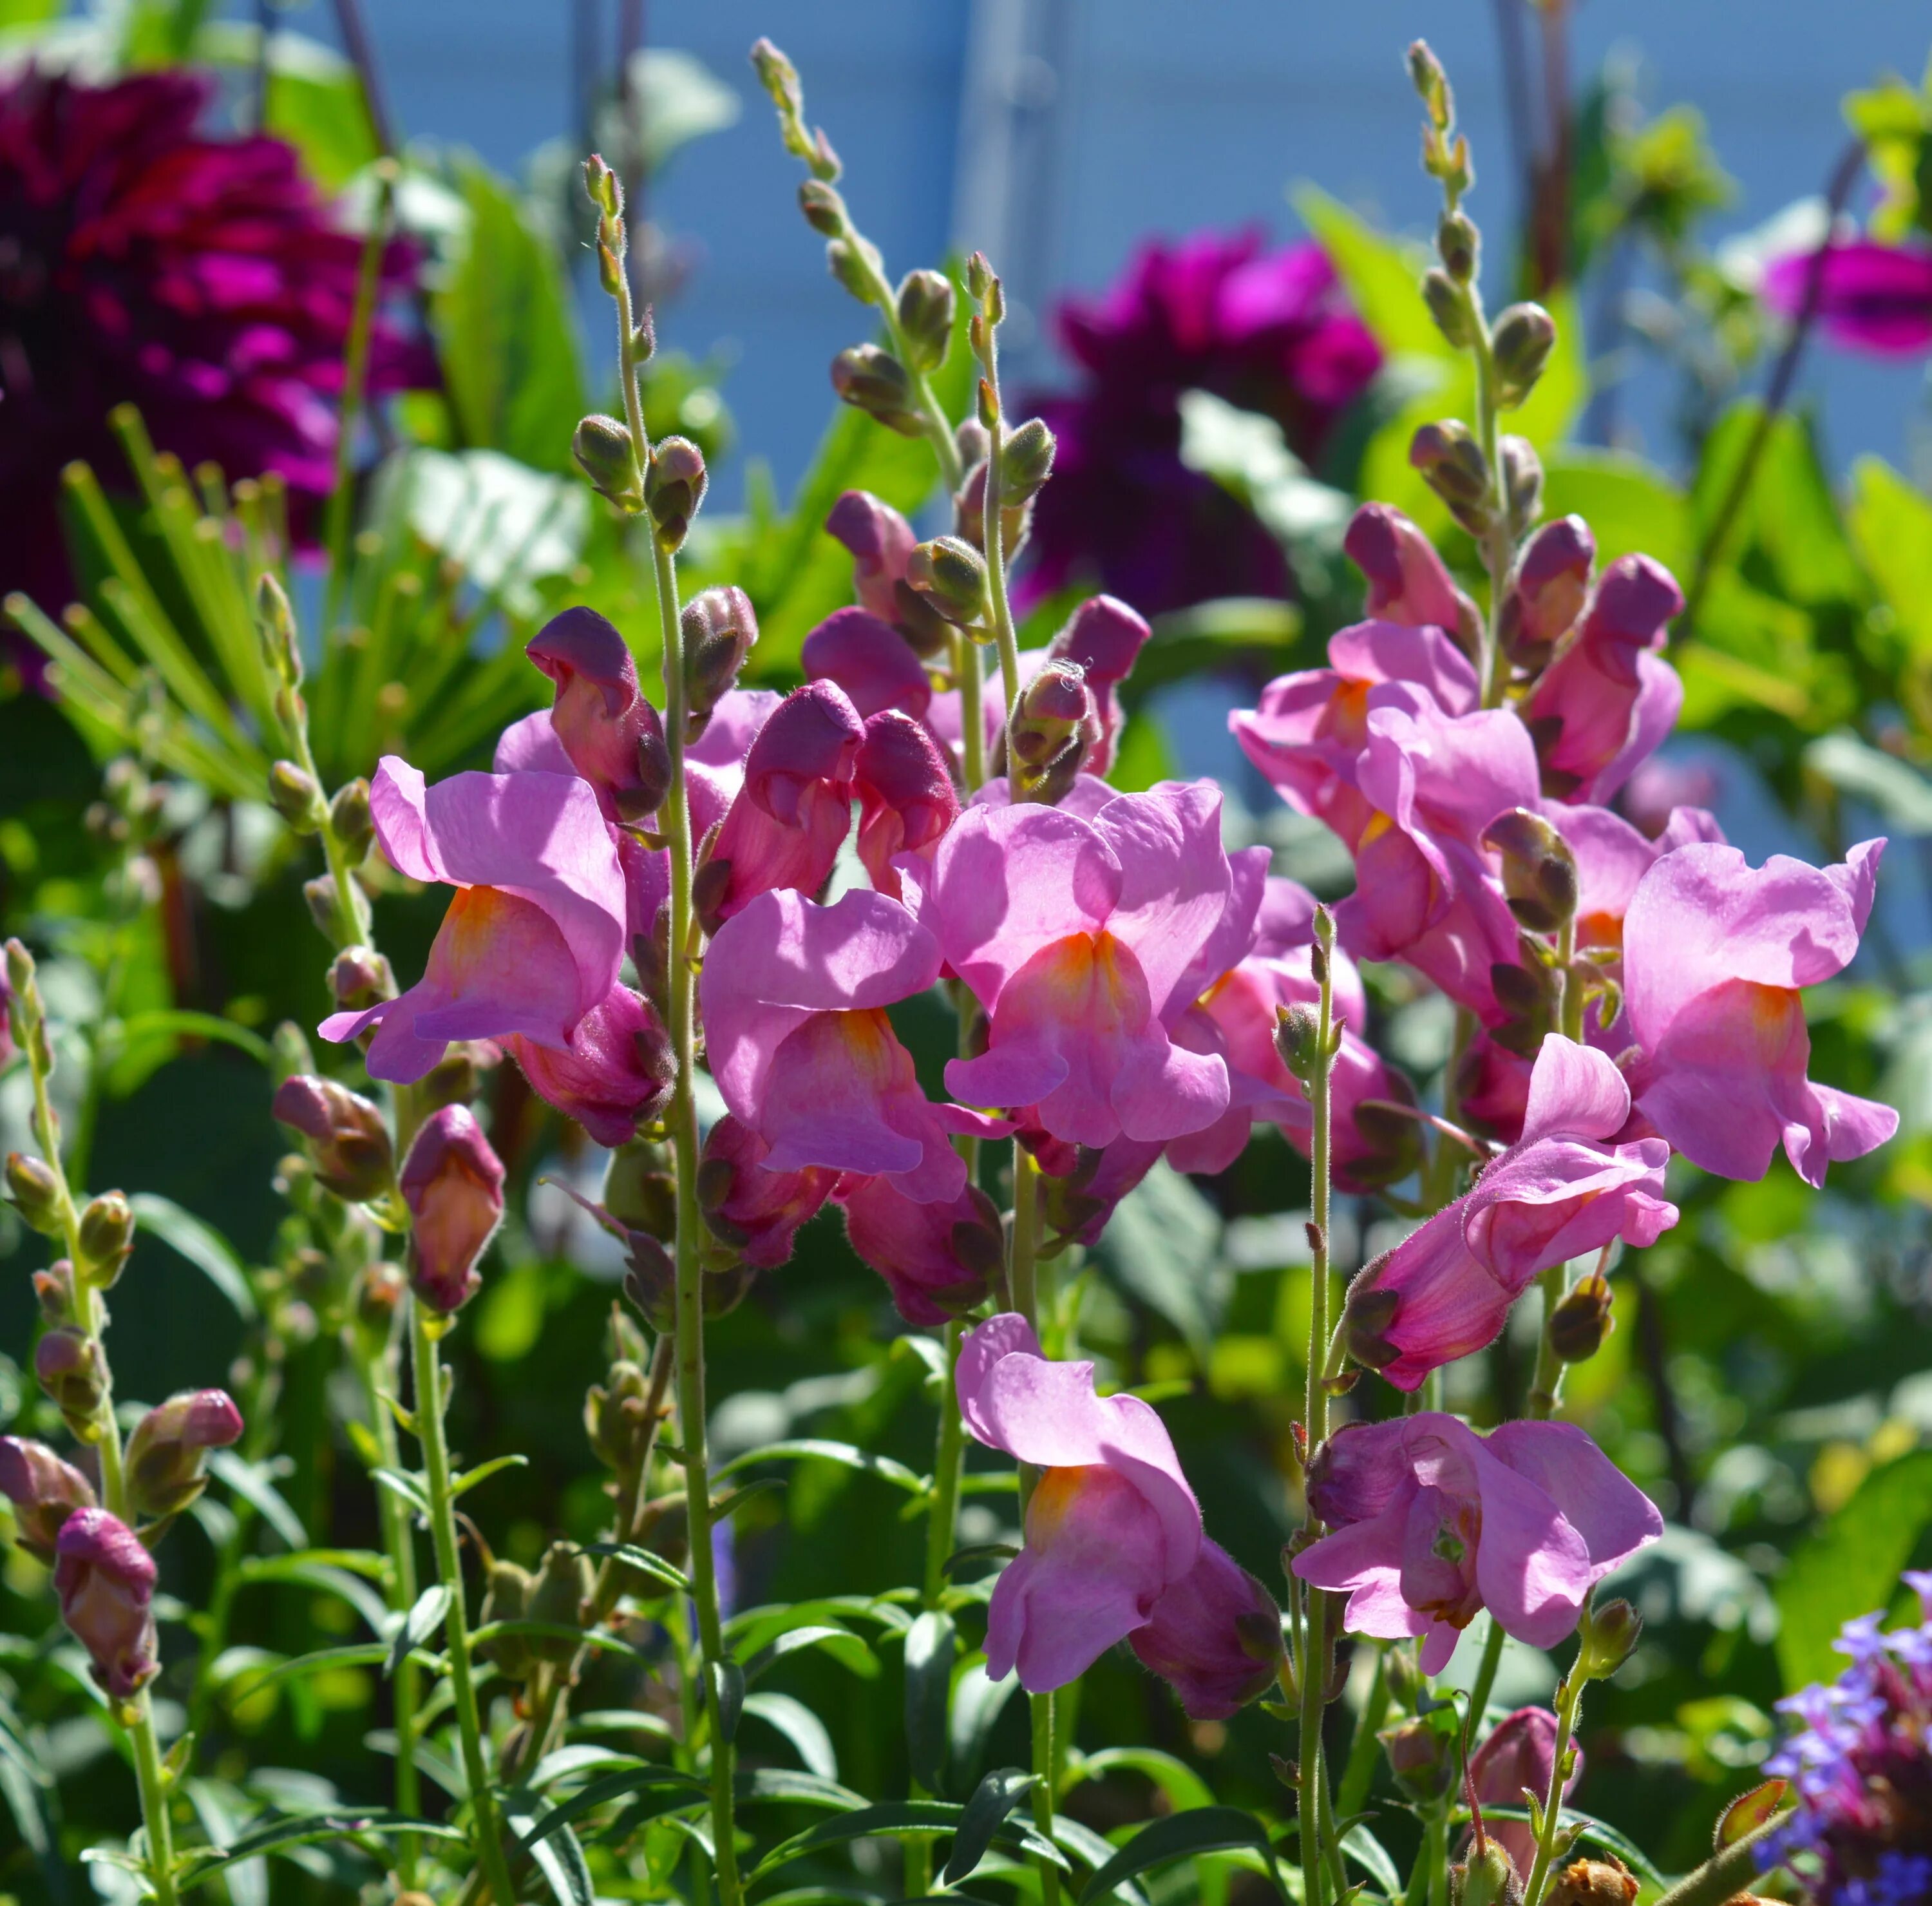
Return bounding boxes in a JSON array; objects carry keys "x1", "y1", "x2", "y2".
[
  {"x1": 0, "y1": 68, "x2": 424, "y2": 612},
  {"x1": 1763, "y1": 238, "x2": 1932, "y2": 356},
  {"x1": 1022, "y1": 230, "x2": 1381, "y2": 615}
]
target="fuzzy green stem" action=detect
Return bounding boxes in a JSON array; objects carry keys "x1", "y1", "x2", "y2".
[
  {"x1": 1423, "y1": 1807, "x2": 1449, "y2": 1906},
  {"x1": 1462, "y1": 289, "x2": 1516, "y2": 714},
  {"x1": 1528, "y1": 1267, "x2": 1569, "y2": 1421},
  {"x1": 923, "y1": 1319, "x2": 969, "y2": 1606},
  {"x1": 1555, "y1": 916, "x2": 1582, "y2": 1045},
  {"x1": 410, "y1": 1302, "x2": 518, "y2": 1906},
  {"x1": 1520, "y1": 1671, "x2": 1583, "y2": 1906},
  {"x1": 974, "y1": 311, "x2": 1027, "y2": 797},
  {"x1": 128, "y1": 1694, "x2": 180, "y2": 1906},
  {"x1": 1028, "y1": 1689, "x2": 1062, "y2": 1906}
]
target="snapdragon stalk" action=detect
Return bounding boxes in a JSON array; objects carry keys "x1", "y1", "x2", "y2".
[{"x1": 1518, "y1": 1666, "x2": 1584, "y2": 1906}]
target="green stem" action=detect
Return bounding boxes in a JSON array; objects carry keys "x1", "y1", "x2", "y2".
[
  {"x1": 975, "y1": 319, "x2": 1026, "y2": 798},
  {"x1": 1010, "y1": 1145, "x2": 1040, "y2": 1345},
  {"x1": 128, "y1": 1693, "x2": 180, "y2": 1906},
  {"x1": 410, "y1": 1302, "x2": 518, "y2": 1906},
  {"x1": 1423, "y1": 1806, "x2": 1449, "y2": 1906},
  {"x1": 1461, "y1": 285, "x2": 1515, "y2": 714},
  {"x1": 922, "y1": 1319, "x2": 969, "y2": 1606},
  {"x1": 1555, "y1": 917, "x2": 1582, "y2": 1045},
  {"x1": 1464, "y1": 1617, "x2": 1507, "y2": 1740},
  {"x1": 1519, "y1": 1672, "x2": 1582, "y2": 1906},
  {"x1": 952, "y1": 627, "x2": 987, "y2": 795},
  {"x1": 1334, "y1": 1646, "x2": 1390, "y2": 1827},
  {"x1": 1528, "y1": 1266, "x2": 1569, "y2": 1421},
  {"x1": 1029, "y1": 1689, "x2": 1062, "y2": 1906}
]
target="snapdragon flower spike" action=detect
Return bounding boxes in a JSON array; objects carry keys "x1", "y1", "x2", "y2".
[
  {"x1": 400, "y1": 1104, "x2": 506, "y2": 1313},
  {"x1": 124, "y1": 1389, "x2": 244, "y2": 1521},
  {"x1": 1126, "y1": 1536, "x2": 1287, "y2": 1720},
  {"x1": 526, "y1": 607, "x2": 672, "y2": 822},
  {"x1": 852, "y1": 710, "x2": 960, "y2": 899},
  {"x1": 833, "y1": 1172, "x2": 1005, "y2": 1323},
  {"x1": 0, "y1": 1435, "x2": 96, "y2": 1562},
  {"x1": 1343, "y1": 502, "x2": 1481, "y2": 655},
  {"x1": 1343, "y1": 1037, "x2": 1676, "y2": 1389},
  {"x1": 802, "y1": 606, "x2": 933, "y2": 721},
  {"x1": 1469, "y1": 1707, "x2": 1582, "y2": 1880},
  {"x1": 1622, "y1": 839, "x2": 1897, "y2": 1185},
  {"x1": 504, "y1": 984, "x2": 674, "y2": 1147},
  {"x1": 697, "y1": 1113, "x2": 836, "y2": 1268},
  {"x1": 1293, "y1": 1412, "x2": 1662, "y2": 1674},
  {"x1": 958, "y1": 1313, "x2": 1203, "y2": 1690},
  {"x1": 319, "y1": 759, "x2": 627, "y2": 1084},
  {"x1": 701, "y1": 887, "x2": 994, "y2": 1203},
  {"x1": 55, "y1": 1507, "x2": 159, "y2": 1699},
  {"x1": 699, "y1": 681, "x2": 866, "y2": 929},
  {"x1": 1522, "y1": 555, "x2": 1683, "y2": 805},
  {"x1": 919, "y1": 783, "x2": 1235, "y2": 1147},
  {"x1": 1044, "y1": 594, "x2": 1151, "y2": 774}
]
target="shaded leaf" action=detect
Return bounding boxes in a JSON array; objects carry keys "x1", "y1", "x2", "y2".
[
  {"x1": 513, "y1": 1766, "x2": 708, "y2": 1852},
  {"x1": 1076, "y1": 1807, "x2": 1286, "y2": 1905},
  {"x1": 386, "y1": 1585, "x2": 451, "y2": 1681},
  {"x1": 904, "y1": 1608, "x2": 956, "y2": 1796},
  {"x1": 1716, "y1": 1778, "x2": 1790, "y2": 1849},
  {"x1": 741, "y1": 1692, "x2": 838, "y2": 1781},
  {"x1": 131, "y1": 1194, "x2": 256, "y2": 1320},
  {"x1": 748, "y1": 1798, "x2": 1065, "y2": 1885},
  {"x1": 712, "y1": 1438, "x2": 925, "y2": 1494},
  {"x1": 735, "y1": 1768, "x2": 867, "y2": 1811},
  {"x1": 943, "y1": 1767, "x2": 1036, "y2": 1885}
]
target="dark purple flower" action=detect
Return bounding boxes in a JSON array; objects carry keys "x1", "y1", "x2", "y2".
[
  {"x1": 1021, "y1": 230, "x2": 1381, "y2": 616},
  {"x1": 1763, "y1": 238, "x2": 1932, "y2": 356},
  {"x1": 0, "y1": 67, "x2": 424, "y2": 612}
]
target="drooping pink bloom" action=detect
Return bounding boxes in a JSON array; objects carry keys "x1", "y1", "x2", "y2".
[
  {"x1": 0, "y1": 1436, "x2": 96, "y2": 1562},
  {"x1": 701, "y1": 888, "x2": 992, "y2": 1203},
  {"x1": 1763, "y1": 238, "x2": 1932, "y2": 356},
  {"x1": 1293, "y1": 1412, "x2": 1662, "y2": 1675},
  {"x1": 504, "y1": 985, "x2": 674, "y2": 1148},
  {"x1": 834, "y1": 1172, "x2": 1005, "y2": 1324},
  {"x1": 1470, "y1": 1708, "x2": 1581, "y2": 1879},
  {"x1": 699, "y1": 681, "x2": 866, "y2": 928},
  {"x1": 400, "y1": 1105, "x2": 506, "y2": 1313},
  {"x1": 1344, "y1": 503, "x2": 1479, "y2": 651},
  {"x1": 1127, "y1": 1537, "x2": 1286, "y2": 1720},
  {"x1": 319, "y1": 759, "x2": 627, "y2": 1084},
  {"x1": 958, "y1": 1313, "x2": 1202, "y2": 1690},
  {"x1": 1522, "y1": 556, "x2": 1683, "y2": 805},
  {"x1": 1341, "y1": 1036, "x2": 1676, "y2": 1390},
  {"x1": 1621, "y1": 839, "x2": 1898, "y2": 1185},
  {"x1": 54, "y1": 1507, "x2": 160, "y2": 1699},
  {"x1": 852, "y1": 710, "x2": 959, "y2": 899},
  {"x1": 802, "y1": 607, "x2": 933, "y2": 721},
  {"x1": 919, "y1": 783, "x2": 1235, "y2": 1147},
  {"x1": 124, "y1": 1389, "x2": 243, "y2": 1521},
  {"x1": 697, "y1": 1114, "x2": 836, "y2": 1268},
  {"x1": 525, "y1": 608, "x2": 671, "y2": 822}
]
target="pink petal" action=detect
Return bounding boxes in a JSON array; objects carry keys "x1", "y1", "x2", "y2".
[
  {"x1": 1519, "y1": 1034, "x2": 1632, "y2": 1144},
  {"x1": 1481, "y1": 1419, "x2": 1663, "y2": 1574}
]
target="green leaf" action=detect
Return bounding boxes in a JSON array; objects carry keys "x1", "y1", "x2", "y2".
[
  {"x1": 943, "y1": 1767, "x2": 1036, "y2": 1885},
  {"x1": 1716, "y1": 1778, "x2": 1790, "y2": 1849},
  {"x1": 619, "y1": 48, "x2": 741, "y2": 175},
  {"x1": 234, "y1": 1552, "x2": 392, "y2": 1637},
  {"x1": 1803, "y1": 732, "x2": 1932, "y2": 831},
  {"x1": 113, "y1": 1009, "x2": 276, "y2": 1069},
  {"x1": 748, "y1": 1798, "x2": 1066, "y2": 1885},
  {"x1": 741, "y1": 1624, "x2": 880, "y2": 1684},
  {"x1": 513, "y1": 1766, "x2": 708, "y2": 1853},
  {"x1": 398, "y1": 447, "x2": 587, "y2": 617},
  {"x1": 713, "y1": 1657, "x2": 746, "y2": 1745},
  {"x1": 1050, "y1": 1817, "x2": 1151, "y2": 1906},
  {"x1": 471, "y1": 1621, "x2": 650, "y2": 1664},
  {"x1": 1849, "y1": 455, "x2": 1932, "y2": 655},
  {"x1": 1292, "y1": 187, "x2": 1448, "y2": 362},
  {"x1": 370, "y1": 1467, "x2": 432, "y2": 1518},
  {"x1": 712, "y1": 1438, "x2": 925, "y2": 1494},
  {"x1": 903, "y1": 1608, "x2": 956, "y2": 1796},
  {"x1": 526, "y1": 1745, "x2": 650, "y2": 1790},
  {"x1": 226, "y1": 1643, "x2": 442, "y2": 1708},
  {"x1": 504, "y1": 1800, "x2": 596, "y2": 1906},
  {"x1": 735, "y1": 1768, "x2": 867, "y2": 1811},
  {"x1": 1092, "y1": 1161, "x2": 1226, "y2": 1360},
  {"x1": 452, "y1": 1453, "x2": 530, "y2": 1498},
  {"x1": 1066, "y1": 1748, "x2": 1215, "y2": 1815},
  {"x1": 948, "y1": 1657, "x2": 1023, "y2": 1791},
  {"x1": 175, "y1": 1809, "x2": 465, "y2": 1887},
  {"x1": 205, "y1": 1453, "x2": 307, "y2": 1549},
  {"x1": 194, "y1": 24, "x2": 377, "y2": 193},
  {"x1": 1776, "y1": 1449, "x2": 1932, "y2": 1688},
  {"x1": 431, "y1": 158, "x2": 588, "y2": 475},
  {"x1": 130, "y1": 1194, "x2": 257, "y2": 1320},
  {"x1": 1076, "y1": 1807, "x2": 1287, "y2": 1905},
  {"x1": 741, "y1": 1692, "x2": 840, "y2": 1781},
  {"x1": 574, "y1": 1541, "x2": 691, "y2": 1596},
  {"x1": 1459, "y1": 1808, "x2": 1664, "y2": 1887},
  {"x1": 387, "y1": 1584, "x2": 451, "y2": 1680},
  {"x1": 1341, "y1": 1821, "x2": 1401, "y2": 1898}
]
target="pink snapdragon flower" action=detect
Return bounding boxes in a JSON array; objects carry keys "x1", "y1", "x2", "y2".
[
  {"x1": 505, "y1": 985, "x2": 674, "y2": 1147},
  {"x1": 1763, "y1": 237, "x2": 1932, "y2": 356},
  {"x1": 852, "y1": 711, "x2": 960, "y2": 899},
  {"x1": 1621, "y1": 839, "x2": 1898, "y2": 1185},
  {"x1": 1342, "y1": 1037, "x2": 1676, "y2": 1390},
  {"x1": 697, "y1": 1114, "x2": 835, "y2": 1269},
  {"x1": 55, "y1": 1507, "x2": 160, "y2": 1699},
  {"x1": 825, "y1": 489, "x2": 952, "y2": 657},
  {"x1": 959, "y1": 1315, "x2": 1282, "y2": 1713},
  {"x1": 1293, "y1": 1412, "x2": 1662, "y2": 1674},
  {"x1": 525, "y1": 607, "x2": 670, "y2": 821},
  {"x1": 802, "y1": 607, "x2": 933, "y2": 721},
  {"x1": 1522, "y1": 555, "x2": 1683, "y2": 805},
  {"x1": 701, "y1": 888, "x2": 995, "y2": 1203},
  {"x1": 1469, "y1": 1707, "x2": 1582, "y2": 1879},
  {"x1": 401, "y1": 1105, "x2": 506, "y2": 1313},
  {"x1": 916, "y1": 783, "x2": 1236, "y2": 1147},
  {"x1": 834, "y1": 1173, "x2": 1005, "y2": 1324},
  {"x1": 319, "y1": 759, "x2": 627, "y2": 1083},
  {"x1": 1343, "y1": 503, "x2": 1479, "y2": 651},
  {"x1": 1042, "y1": 595, "x2": 1151, "y2": 775}
]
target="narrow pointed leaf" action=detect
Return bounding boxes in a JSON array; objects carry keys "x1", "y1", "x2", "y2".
[
  {"x1": 943, "y1": 1767, "x2": 1036, "y2": 1885},
  {"x1": 741, "y1": 1692, "x2": 839, "y2": 1780},
  {"x1": 1076, "y1": 1807, "x2": 1287, "y2": 1905},
  {"x1": 904, "y1": 1608, "x2": 956, "y2": 1796}
]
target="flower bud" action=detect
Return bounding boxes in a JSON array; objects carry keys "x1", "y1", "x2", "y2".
[
  {"x1": 124, "y1": 1389, "x2": 244, "y2": 1522},
  {"x1": 895, "y1": 268, "x2": 955, "y2": 372},
  {"x1": 330, "y1": 946, "x2": 396, "y2": 1013},
  {"x1": 582, "y1": 152, "x2": 620, "y2": 219},
  {"x1": 587, "y1": 1360, "x2": 656, "y2": 1474},
  {"x1": 1381, "y1": 1712, "x2": 1457, "y2": 1804},
  {"x1": 303, "y1": 873, "x2": 348, "y2": 943},
  {"x1": 1452, "y1": 1838, "x2": 1524, "y2": 1906},
  {"x1": 1549, "y1": 1270, "x2": 1615, "y2": 1364},
  {"x1": 797, "y1": 178, "x2": 844, "y2": 234},
  {"x1": 681, "y1": 586, "x2": 759, "y2": 742},
  {"x1": 355, "y1": 1260, "x2": 406, "y2": 1343},
  {"x1": 830, "y1": 343, "x2": 922, "y2": 436},
  {"x1": 399, "y1": 1105, "x2": 506, "y2": 1315},
  {"x1": 573, "y1": 414, "x2": 640, "y2": 510},
  {"x1": 55, "y1": 1508, "x2": 158, "y2": 1700},
  {"x1": 1127, "y1": 1540, "x2": 1287, "y2": 1720},
  {"x1": 34, "y1": 1259, "x2": 77, "y2": 1326},
  {"x1": 1437, "y1": 210, "x2": 1479, "y2": 282},
  {"x1": 1007, "y1": 658, "x2": 1094, "y2": 772},
  {"x1": 421, "y1": 1038, "x2": 499, "y2": 1114},
  {"x1": 527, "y1": 1540, "x2": 593, "y2": 1661},
  {"x1": 273, "y1": 1074, "x2": 395, "y2": 1204},
  {"x1": 904, "y1": 535, "x2": 990, "y2": 627},
  {"x1": 1501, "y1": 435, "x2": 1543, "y2": 533},
  {"x1": 269, "y1": 759, "x2": 325, "y2": 832},
  {"x1": 1410, "y1": 419, "x2": 1493, "y2": 535},
  {"x1": 1339, "y1": 1278, "x2": 1401, "y2": 1372},
  {"x1": 256, "y1": 573, "x2": 302, "y2": 687},
  {"x1": 1576, "y1": 1594, "x2": 1642, "y2": 1682},
  {"x1": 1273, "y1": 1004, "x2": 1325, "y2": 1087},
  {"x1": 1544, "y1": 1857, "x2": 1639, "y2": 1906},
  {"x1": 1499, "y1": 515, "x2": 1594, "y2": 672},
  {"x1": 35, "y1": 1328, "x2": 108, "y2": 1438},
  {"x1": 0, "y1": 1436, "x2": 97, "y2": 1562},
  {"x1": 76, "y1": 1190, "x2": 135, "y2": 1288},
  {"x1": 478, "y1": 1559, "x2": 535, "y2": 1680},
  {"x1": 697, "y1": 1114, "x2": 834, "y2": 1270},
  {"x1": 1408, "y1": 39, "x2": 1450, "y2": 125},
  {"x1": 6, "y1": 1150, "x2": 65, "y2": 1235},
  {"x1": 644, "y1": 436, "x2": 707, "y2": 553},
  {"x1": 1000, "y1": 417, "x2": 1057, "y2": 505},
  {"x1": 1423, "y1": 269, "x2": 1472, "y2": 347},
  {"x1": 605, "y1": 1138, "x2": 677, "y2": 1241},
  {"x1": 1492, "y1": 301, "x2": 1557, "y2": 409},
  {"x1": 1481, "y1": 807, "x2": 1578, "y2": 933}
]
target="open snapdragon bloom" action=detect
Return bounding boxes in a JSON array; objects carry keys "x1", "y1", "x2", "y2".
[
  {"x1": 1293, "y1": 1411, "x2": 1662, "y2": 1674},
  {"x1": 319, "y1": 759, "x2": 627, "y2": 1083},
  {"x1": 915, "y1": 783, "x2": 1236, "y2": 1147},
  {"x1": 1621, "y1": 839, "x2": 1897, "y2": 1185},
  {"x1": 1342, "y1": 1037, "x2": 1677, "y2": 1389}
]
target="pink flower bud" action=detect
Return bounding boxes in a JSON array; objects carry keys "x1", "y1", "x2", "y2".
[
  {"x1": 1344, "y1": 501, "x2": 1479, "y2": 651},
  {"x1": 1468, "y1": 1708, "x2": 1580, "y2": 1878},
  {"x1": 54, "y1": 1507, "x2": 158, "y2": 1699},
  {"x1": 399, "y1": 1105, "x2": 506, "y2": 1313},
  {"x1": 801, "y1": 607, "x2": 932, "y2": 720},
  {"x1": 506, "y1": 984, "x2": 675, "y2": 1147},
  {"x1": 825, "y1": 490, "x2": 952, "y2": 658},
  {"x1": 852, "y1": 710, "x2": 959, "y2": 897},
  {"x1": 124, "y1": 1389, "x2": 244, "y2": 1522},
  {"x1": 0, "y1": 1435, "x2": 97, "y2": 1561},
  {"x1": 1046, "y1": 594, "x2": 1149, "y2": 770},
  {"x1": 696, "y1": 1114, "x2": 835, "y2": 1269},
  {"x1": 526, "y1": 606, "x2": 673, "y2": 823},
  {"x1": 35, "y1": 1327, "x2": 107, "y2": 1436},
  {"x1": 1499, "y1": 515, "x2": 1593, "y2": 669},
  {"x1": 272, "y1": 1074, "x2": 395, "y2": 1204},
  {"x1": 1128, "y1": 1538, "x2": 1285, "y2": 1720}
]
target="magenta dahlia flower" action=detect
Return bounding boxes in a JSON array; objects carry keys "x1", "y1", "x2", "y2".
[{"x1": 0, "y1": 66, "x2": 422, "y2": 609}]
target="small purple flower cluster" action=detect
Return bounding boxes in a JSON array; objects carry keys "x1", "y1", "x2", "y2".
[{"x1": 1762, "y1": 1574, "x2": 1932, "y2": 1906}]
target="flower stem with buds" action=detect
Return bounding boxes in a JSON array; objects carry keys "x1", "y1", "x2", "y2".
[{"x1": 1519, "y1": 1668, "x2": 1583, "y2": 1906}]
